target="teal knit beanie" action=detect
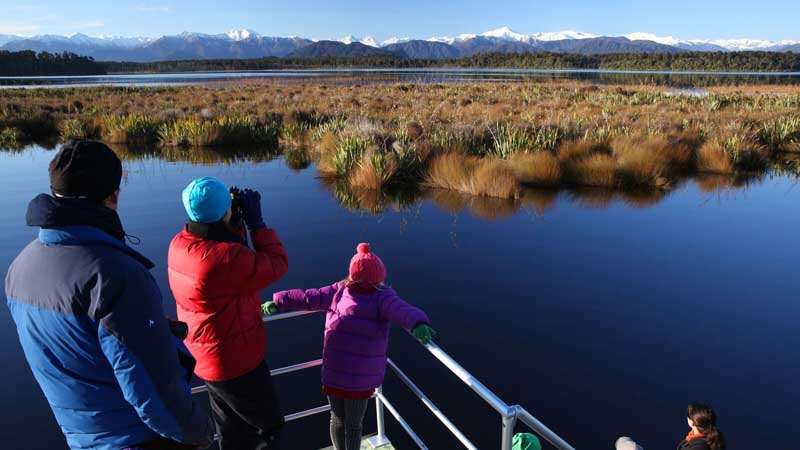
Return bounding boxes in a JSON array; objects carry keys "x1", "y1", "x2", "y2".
[{"x1": 182, "y1": 177, "x2": 231, "y2": 223}]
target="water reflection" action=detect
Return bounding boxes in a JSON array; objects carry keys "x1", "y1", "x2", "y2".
[
  {"x1": 113, "y1": 144, "x2": 282, "y2": 164},
  {"x1": 3, "y1": 69, "x2": 800, "y2": 89},
  {"x1": 6, "y1": 144, "x2": 797, "y2": 219}
]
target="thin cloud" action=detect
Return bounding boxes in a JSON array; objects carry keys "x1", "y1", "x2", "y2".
[
  {"x1": 0, "y1": 23, "x2": 41, "y2": 35},
  {"x1": 82, "y1": 20, "x2": 105, "y2": 28},
  {"x1": 136, "y1": 4, "x2": 171, "y2": 13}
]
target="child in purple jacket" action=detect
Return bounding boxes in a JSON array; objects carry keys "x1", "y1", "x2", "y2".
[{"x1": 263, "y1": 243, "x2": 435, "y2": 450}]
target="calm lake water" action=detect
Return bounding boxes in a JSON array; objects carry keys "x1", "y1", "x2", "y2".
[
  {"x1": 1, "y1": 145, "x2": 798, "y2": 450},
  {"x1": 2, "y1": 68, "x2": 800, "y2": 88}
]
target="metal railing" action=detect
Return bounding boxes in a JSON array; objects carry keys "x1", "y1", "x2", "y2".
[{"x1": 191, "y1": 310, "x2": 577, "y2": 450}]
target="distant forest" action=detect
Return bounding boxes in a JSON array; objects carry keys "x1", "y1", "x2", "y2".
[
  {"x1": 102, "y1": 51, "x2": 800, "y2": 73},
  {"x1": 2, "y1": 50, "x2": 800, "y2": 76},
  {"x1": 0, "y1": 51, "x2": 106, "y2": 76}
]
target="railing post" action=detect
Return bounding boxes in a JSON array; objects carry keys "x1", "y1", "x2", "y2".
[
  {"x1": 376, "y1": 385, "x2": 386, "y2": 439},
  {"x1": 366, "y1": 385, "x2": 392, "y2": 448},
  {"x1": 501, "y1": 412, "x2": 517, "y2": 450}
]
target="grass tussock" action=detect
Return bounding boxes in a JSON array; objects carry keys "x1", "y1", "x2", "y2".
[
  {"x1": 425, "y1": 153, "x2": 519, "y2": 198},
  {"x1": 612, "y1": 135, "x2": 691, "y2": 189},
  {"x1": 563, "y1": 153, "x2": 617, "y2": 188},
  {"x1": 511, "y1": 152, "x2": 562, "y2": 187}
]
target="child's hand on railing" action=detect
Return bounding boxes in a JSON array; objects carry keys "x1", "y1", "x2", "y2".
[
  {"x1": 261, "y1": 301, "x2": 279, "y2": 316},
  {"x1": 412, "y1": 324, "x2": 436, "y2": 344}
]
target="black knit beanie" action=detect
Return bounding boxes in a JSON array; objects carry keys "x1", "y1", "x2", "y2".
[{"x1": 49, "y1": 139, "x2": 122, "y2": 201}]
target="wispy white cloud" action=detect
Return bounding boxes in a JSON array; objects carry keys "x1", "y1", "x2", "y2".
[
  {"x1": 0, "y1": 23, "x2": 41, "y2": 35},
  {"x1": 136, "y1": 4, "x2": 171, "y2": 13},
  {"x1": 82, "y1": 20, "x2": 105, "y2": 28}
]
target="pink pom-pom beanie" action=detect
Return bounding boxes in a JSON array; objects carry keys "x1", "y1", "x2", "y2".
[{"x1": 348, "y1": 243, "x2": 386, "y2": 284}]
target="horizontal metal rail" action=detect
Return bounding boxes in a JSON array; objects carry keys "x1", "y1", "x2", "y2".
[
  {"x1": 190, "y1": 358, "x2": 323, "y2": 394},
  {"x1": 376, "y1": 391, "x2": 429, "y2": 450},
  {"x1": 191, "y1": 309, "x2": 577, "y2": 450},
  {"x1": 386, "y1": 358, "x2": 478, "y2": 450},
  {"x1": 286, "y1": 404, "x2": 331, "y2": 422},
  {"x1": 263, "y1": 310, "x2": 318, "y2": 322}
]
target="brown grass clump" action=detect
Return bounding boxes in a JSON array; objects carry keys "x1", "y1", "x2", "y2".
[
  {"x1": 349, "y1": 151, "x2": 400, "y2": 190},
  {"x1": 425, "y1": 153, "x2": 520, "y2": 198},
  {"x1": 511, "y1": 152, "x2": 562, "y2": 187},
  {"x1": 425, "y1": 153, "x2": 475, "y2": 192},
  {"x1": 557, "y1": 141, "x2": 598, "y2": 161},
  {"x1": 318, "y1": 132, "x2": 339, "y2": 154},
  {"x1": 472, "y1": 159, "x2": 520, "y2": 199},
  {"x1": 696, "y1": 140, "x2": 735, "y2": 174},
  {"x1": 562, "y1": 153, "x2": 617, "y2": 187},
  {"x1": 612, "y1": 135, "x2": 691, "y2": 189}
]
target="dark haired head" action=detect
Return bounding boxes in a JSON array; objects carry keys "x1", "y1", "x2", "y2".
[
  {"x1": 687, "y1": 403, "x2": 725, "y2": 450},
  {"x1": 49, "y1": 139, "x2": 122, "y2": 202}
]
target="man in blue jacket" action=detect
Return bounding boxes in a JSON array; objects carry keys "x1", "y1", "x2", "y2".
[{"x1": 5, "y1": 139, "x2": 213, "y2": 450}]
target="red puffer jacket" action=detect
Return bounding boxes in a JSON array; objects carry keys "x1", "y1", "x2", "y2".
[{"x1": 167, "y1": 226, "x2": 288, "y2": 382}]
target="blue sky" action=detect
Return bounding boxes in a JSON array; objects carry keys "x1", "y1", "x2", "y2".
[{"x1": 1, "y1": 0, "x2": 798, "y2": 41}]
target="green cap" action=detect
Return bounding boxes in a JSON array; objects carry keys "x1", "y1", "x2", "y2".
[{"x1": 513, "y1": 433, "x2": 542, "y2": 450}]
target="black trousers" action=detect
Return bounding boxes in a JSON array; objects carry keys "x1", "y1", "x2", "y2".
[{"x1": 206, "y1": 361, "x2": 285, "y2": 450}]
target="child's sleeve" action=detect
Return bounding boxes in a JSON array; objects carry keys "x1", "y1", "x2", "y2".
[
  {"x1": 379, "y1": 289, "x2": 430, "y2": 331},
  {"x1": 273, "y1": 282, "x2": 342, "y2": 312}
]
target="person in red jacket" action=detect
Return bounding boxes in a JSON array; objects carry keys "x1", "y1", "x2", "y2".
[{"x1": 167, "y1": 177, "x2": 288, "y2": 450}]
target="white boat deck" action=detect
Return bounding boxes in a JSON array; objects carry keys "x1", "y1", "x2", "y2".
[{"x1": 318, "y1": 433, "x2": 395, "y2": 450}]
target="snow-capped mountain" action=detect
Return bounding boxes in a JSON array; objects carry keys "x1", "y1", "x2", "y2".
[
  {"x1": 226, "y1": 29, "x2": 258, "y2": 41},
  {"x1": 418, "y1": 27, "x2": 799, "y2": 52},
  {"x1": 337, "y1": 35, "x2": 379, "y2": 47},
  {"x1": 2, "y1": 26, "x2": 799, "y2": 62},
  {"x1": 0, "y1": 34, "x2": 24, "y2": 46}
]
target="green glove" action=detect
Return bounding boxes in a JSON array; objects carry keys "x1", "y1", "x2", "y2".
[
  {"x1": 262, "y1": 301, "x2": 278, "y2": 316},
  {"x1": 411, "y1": 324, "x2": 436, "y2": 344}
]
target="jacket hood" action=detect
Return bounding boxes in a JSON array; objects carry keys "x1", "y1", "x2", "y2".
[
  {"x1": 27, "y1": 193, "x2": 126, "y2": 241},
  {"x1": 27, "y1": 194, "x2": 153, "y2": 269}
]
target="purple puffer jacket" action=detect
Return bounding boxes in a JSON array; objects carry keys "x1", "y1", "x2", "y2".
[{"x1": 273, "y1": 282, "x2": 429, "y2": 392}]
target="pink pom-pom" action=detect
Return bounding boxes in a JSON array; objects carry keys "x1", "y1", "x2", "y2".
[{"x1": 357, "y1": 243, "x2": 370, "y2": 254}]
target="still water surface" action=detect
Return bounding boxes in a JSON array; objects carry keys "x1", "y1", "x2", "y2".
[
  {"x1": 2, "y1": 68, "x2": 800, "y2": 88},
  {"x1": 1, "y1": 146, "x2": 798, "y2": 450}
]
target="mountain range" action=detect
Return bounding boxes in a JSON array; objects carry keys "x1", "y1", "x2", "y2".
[{"x1": 1, "y1": 27, "x2": 798, "y2": 62}]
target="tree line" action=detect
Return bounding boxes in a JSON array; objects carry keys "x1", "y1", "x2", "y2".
[
  {"x1": 102, "y1": 51, "x2": 800, "y2": 73},
  {"x1": 2, "y1": 49, "x2": 800, "y2": 76},
  {"x1": 0, "y1": 51, "x2": 107, "y2": 76}
]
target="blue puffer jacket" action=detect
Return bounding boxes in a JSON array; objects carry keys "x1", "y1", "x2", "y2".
[{"x1": 5, "y1": 195, "x2": 211, "y2": 450}]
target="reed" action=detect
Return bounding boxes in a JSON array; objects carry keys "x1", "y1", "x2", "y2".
[
  {"x1": 758, "y1": 116, "x2": 800, "y2": 152},
  {"x1": 59, "y1": 118, "x2": 98, "y2": 140},
  {"x1": 102, "y1": 114, "x2": 160, "y2": 145},
  {"x1": 328, "y1": 135, "x2": 371, "y2": 177},
  {"x1": 0, "y1": 127, "x2": 21, "y2": 149}
]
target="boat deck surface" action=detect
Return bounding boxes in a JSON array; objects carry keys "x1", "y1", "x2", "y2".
[{"x1": 318, "y1": 434, "x2": 395, "y2": 450}]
